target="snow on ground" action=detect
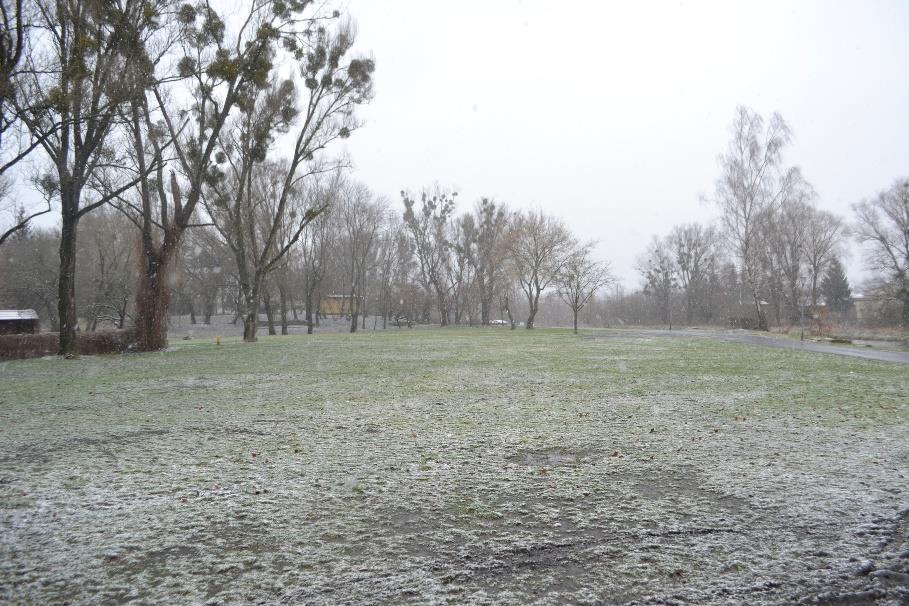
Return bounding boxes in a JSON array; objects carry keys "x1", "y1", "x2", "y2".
[{"x1": 0, "y1": 329, "x2": 907, "y2": 604}]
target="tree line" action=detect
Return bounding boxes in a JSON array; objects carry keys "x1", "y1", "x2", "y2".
[
  {"x1": 1, "y1": 181, "x2": 614, "y2": 338},
  {"x1": 634, "y1": 106, "x2": 909, "y2": 330},
  {"x1": 1, "y1": 0, "x2": 907, "y2": 348},
  {"x1": 0, "y1": 0, "x2": 375, "y2": 353}
]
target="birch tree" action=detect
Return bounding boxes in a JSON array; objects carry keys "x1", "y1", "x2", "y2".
[{"x1": 712, "y1": 106, "x2": 801, "y2": 331}]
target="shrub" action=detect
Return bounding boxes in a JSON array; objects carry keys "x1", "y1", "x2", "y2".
[{"x1": 0, "y1": 330, "x2": 135, "y2": 361}]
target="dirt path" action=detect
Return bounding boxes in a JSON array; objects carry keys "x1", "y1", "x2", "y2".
[{"x1": 588, "y1": 328, "x2": 909, "y2": 364}]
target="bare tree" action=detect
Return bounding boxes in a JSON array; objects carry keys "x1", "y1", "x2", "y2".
[
  {"x1": 125, "y1": 3, "x2": 374, "y2": 349},
  {"x1": 0, "y1": 173, "x2": 54, "y2": 248},
  {"x1": 764, "y1": 198, "x2": 810, "y2": 325},
  {"x1": 638, "y1": 236, "x2": 677, "y2": 327},
  {"x1": 206, "y1": 157, "x2": 330, "y2": 342},
  {"x1": 373, "y1": 215, "x2": 406, "y2": 329},
  {"x1": 338, "y1": 182, "x2": 385, "y2": 332},
  {"x1": 508, "y1": 210, "x2": 573, "y2": 329},
  {"x1": 712, "y1": 106, "x2": 802, "y2": 331},
  {"x1": 853, "y1": 178, "x2": 909, "y2": 324},
  {"x1": 402, "y1": 188, "x2": 457, "y2": 325},
  {"x1": 0, "y1": 0, "x2": 54, "y2": 245},
  {"x1": 16, "y1": 0, "x2": 168, "y2": 354},
  {"x1": 182, "y1": 225, "x2": 231, "y2": 324},
  {"x1": 462, "y1": 198, "x2": 510, "y2": 325},
  {"x1": 804, "y1": 206, "x2": 844, "y2": 311},
  {"x1": 0, "y1": 0, "x2": 24, "y2": 115},
  {"x1": 557, "y1": 243, "x2": 612, "y2": 334},
  {"x1": 446, "y1": 217, "x2": 473, "y2": 324},
  {"x1": 0, "y1": 184, "x2": 53, "y2": 248},
  {"x1": 77, "y1": 208, "x2": 135, "y2": 330},
  {"x1": 669, "y1": 223, "x2": 718, "y2": 324},
  {"x1": 300, "y1": 184, "x2": 337, "y2": 334}
]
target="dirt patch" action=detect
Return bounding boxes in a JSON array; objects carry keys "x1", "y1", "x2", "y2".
[
  {"x1": 506, "y1": 447, "x2": 593, "y2": 467},
  {"x1": 631, "y1": 466, "x2": 748, "y2": 514}
]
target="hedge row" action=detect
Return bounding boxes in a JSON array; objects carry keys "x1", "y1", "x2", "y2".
[{"x1": 0, "y1": 330, "x2": 135, "y2": 361}]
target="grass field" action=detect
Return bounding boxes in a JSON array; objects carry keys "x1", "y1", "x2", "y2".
[{"x1": 1, "y1": 328, "x2": 908, "y2": 604}]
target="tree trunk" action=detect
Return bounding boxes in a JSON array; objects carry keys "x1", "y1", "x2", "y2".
[
  {"x1": 753, "y1": 296, "x2": 767, "y2": 330},
  {"x1": 305, "y1": 288, "x2": 315, "y2": 334},
  {"x1": 188, "y1": 298, "x2": 196, "y2": 324},
  {"x1": 243, "y1": 308, "x2": 258, "y2": 342},
  {"x1": 481, "y1": 297, "x2": 490, "y2": 325},
  {"x1": 745, "y1": 265, "x2": 768, "y2": 331},
  {"x1": 504, "y1": 296, "x2": 516, "y2": 330},
  {"x1": 289, "y1": 290, "x2": 298, "y2": 320},
  {"x1": 902, "y1": 290, "x2": 909, "y2": 327},
  {"x1": 436, "y1": 287, "x2": 448, "y2": 326},
  {"x1": 349, "y1": 285, "x2": 358, "y2": 333},
  {"x1": 203, "y1": 296, "x2": 214, "y2": 324},
  {"x1": 685, "y1": 290, "x2": 693, "y2": 324},
  {"x1": 278, "y1": 283, "x2": 288, "y2": 335},
  {"x1": 263, "y1": 291, "x2": 277, "y2": 336},
  {"x1": 525, "y1": 291, "x2": 539, "y2": 329},
  {"x1": 57, "y1": 215, "x2": 79, "y2": 356},
  {"x1": 573, "y1": 309, "x2": 579, "y2": 334},
  {"x1": 135, "y1": 248, "x2": 174, "y2": 351},
  {"x1": 241, "y1": 283, "x2": 260, "y2": 342},
  {"x1": 361, "y1": 292, "x2": 367, "y2": 330},
  {"x1": 810, "y1": 273, "x2": 820, "y2": 313}
]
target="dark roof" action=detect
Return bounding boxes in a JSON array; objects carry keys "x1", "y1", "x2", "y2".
[{"x1": 0, "y1": 309, "x2": 39, "y2": 321}]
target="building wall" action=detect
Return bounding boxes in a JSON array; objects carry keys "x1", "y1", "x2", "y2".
[
  {"x1": 0, "y1": 319, "x2": 38, "y2": 335},
  {"x1": 320, "y1": 297, "x2": 351, "y2": 316}
]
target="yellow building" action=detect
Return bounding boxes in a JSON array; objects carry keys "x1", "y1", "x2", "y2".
[{"x1": 319, "y1": 294, "x2": 363, "y2": 316}]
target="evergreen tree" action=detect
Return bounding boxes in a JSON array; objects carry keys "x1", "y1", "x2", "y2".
[{"x1": 821, "y1": 257, "x2": 851, "y2": 313}]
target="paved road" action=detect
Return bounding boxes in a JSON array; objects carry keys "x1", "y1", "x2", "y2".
[{"x1": 587, "y1": 328, "x2": 909, "y2": 364}]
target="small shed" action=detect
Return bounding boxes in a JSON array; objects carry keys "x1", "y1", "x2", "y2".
[{"x1": 0, "y1": 309, "x2": 39, "y2": 335}]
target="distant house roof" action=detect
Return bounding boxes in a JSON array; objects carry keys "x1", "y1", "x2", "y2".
[
  {"x1": 853, "y1": 292, "x2": 892, "y2": 302},
  {"x1": 0, "y1": 309, "x2": 38, "y2": 321}
]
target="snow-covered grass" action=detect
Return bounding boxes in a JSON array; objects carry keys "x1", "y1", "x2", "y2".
[{"x1": 1, "y1": 328, "x2": 907, "y2": 604}]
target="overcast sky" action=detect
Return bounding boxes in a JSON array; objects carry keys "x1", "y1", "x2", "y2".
[{"x1": 339, "y1": 0, "x2": 909, "y2": 287}]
